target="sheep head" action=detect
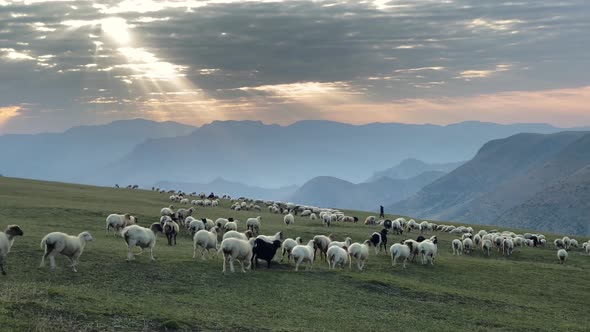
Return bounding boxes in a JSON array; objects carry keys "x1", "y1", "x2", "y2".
[
  {"x1": 150, "y1": 223, "x2": 164, "y2": 234},
  {"x1": 5, "y1": 225, "x2": 23, "y2": 237},
  {"x1": 78, "y1": 231, "x2": 93, "y2": 242}
]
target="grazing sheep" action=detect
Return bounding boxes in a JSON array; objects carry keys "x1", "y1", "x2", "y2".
[
  {"x1": 419, "y1": 221, "x2": 431, "y2": 234},
  {"x1": 348, "y1": 240, "x2": 371, "y2": 271},
  {"x1": 163, "y1": 220, "x2": 179, "y2": 246},
  {"x1": 313, "y1": 235, "x2": 334, "y2": 261},
  {"x1": 452, "y1": 239, "x2": 463, "y2": 255},
  {"x1": 554, "y1": 238, "x2": 565, "y2": 249},
  {"x1": 403, "y1": 239, "x2": 421, "y2": 262},
  {"x1": 557, "y1": 249, "x2": 568, "y2": 265},
  {"x1": 463, "y1": 238, "x2": 473, "y2": 254},
  {"x1": 503, "y1": 238, "x2": 514, "y2": 256},
  {"x1": 310, "y1": 213, "x2": 318, "y2": 220},
  {"x1": 281, "y1": 237, "x2": 303, "y2": 262},
  {"x1": 323, "y1": 213, "x2": 332, "y2": 227},
  {"x1": 246, "y1": 216, "x2": 262, "y2": 235},
  {"x1": 364, "y1": 216, "x2": 376, "y2": 225},
  {"x1": 284, "y1": 213, "x2": 295, "y2": 227},
  {"x1": 105, "y1": 213, "x2": 138, "y2": 237},
  {"x1": 0, "y1": 225, "x2": 24, "y2": 275},
  {"x1": 569, "y1": 239, "x2": 579, "y2": 248},
  {"x1": 407, "y1": 220, "x2": 421, "y2": 233},
  {"x1": 193, "y1": 227, "x2": 219, "y2": 260},
  {"x1": 121, "y1": 223, "x2": 163, "y2": 261},
  {"x1": 562, "y1": 237, "x2": 571, "y2": 250},
  {"x1": 291, "y1": 240, "x2": 316, "y2": 271},
  {"x1": 389, "y1": 243, "x2": 410, "y2": 268},
  {"x1": 473, "y1": 234, "x2": 482, "y2": 247},
  {"x1": 329, "y1": 237, "x2": 353, "y2": 248},
  {"x1": 391, "y1": 219, "x2": 403, "y2": 235},
  {"x1": 327, "y1": 246, "x2": 349, "y2": 269},
  {"x1": 222, "y1": 230, "x2": 254, "y2": 241},
  {"x1": 160, "y1": 205, "x2": 175, "y2": 217},
  {"x1": 218, "y1": 238, "x2": 253, "y2": 273},
  {"x1": 40, "y1": 231, "x2": 93, "y2": 272},
  {"x1": 482, "y1": 239, "x2": 492, "y2": 256},
  {"x1": 252, "y1": 238, "x2": 282, "y2": 269}
]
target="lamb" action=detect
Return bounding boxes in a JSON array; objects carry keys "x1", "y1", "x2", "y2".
[
  {"x1": 121, "y1": 223, "x2": 163, "y2": 261},
  {"x1": 105, "y1": 213, "x2": 138, "y2": 236},
  {"x1": 452, "y1": 239, "x2": 463, "y2": 255},
  {"x1": 284, "y1": 213, "x2": 294, "y2": 227},
  {"x1": 291, "y1": 240, "x2": 315, "y2": 271},
  {"x1": 0, "y1": 225, "x2": 24, "y2": 275},
  {"x1": 281, "y1": 237, "x2": 303, "y2": 262},
  {"x1": 327, "y1": 246, "x2": 349, "y2": 269},
  {"x1": 163, "y1": 220, "x2": 179, "y2": 246},
  {"x1": 218, "y1": 238, "x2": 253, "y2": 273},
  {"x1": 389, "y1": 243, "x2": 410, "y2": 268},
  {"x1": 481, "y1": 239, "x2": 492, "y2": 256},
  {"x1": 222, "y1": 230, "x2": 254, "y2": 241},
  {"x1": 557, "y1": 249, "x2": 568, "y2": 265},
  {"x1": 252, "y1": 238, "x2": 282, "y2": 269},
  {"x1": 329, "y1": 237, "x2": 353, "y2": 248},
  {"x1": 193, "y1": 227, "x2": 219, "y2": 260},
  {"x1": 348, "y1": 240, "x2": 371, "y2": 271},
  {"x1": 40, "y1": 231, "x2": 93, "y2": 272},
  {"x1": 462, "y1": 238, "x2": 473, "y2": 254},
  {"x1": 246, "y1": 216, "x2": 262, "y2": 235},
  {"x1": 313, "y1": 234, "x2": 334, "y2": 261}
]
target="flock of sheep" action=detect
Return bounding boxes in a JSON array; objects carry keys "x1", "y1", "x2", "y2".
[{"x1": 1, "y1": 193, "x2": 588, "y2": 275}]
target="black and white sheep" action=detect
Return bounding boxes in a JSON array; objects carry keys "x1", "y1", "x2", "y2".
[{"x1": 0, "y1": 225, "x2": 24, "y2": 275}]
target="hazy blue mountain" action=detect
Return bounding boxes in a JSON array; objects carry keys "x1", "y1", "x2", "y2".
[
  {"x1": 289, "y1": 170, "x2": 446, "y2": 211},
  {"x1": 0, "y1": 119, "x2": 195, "y2": 184},
  {"x1": 92, "y1": 120, "x2": 571, "y2": 187},
  {"x1": 390, "y1": 131, "x2": 590, "y2": 235},
  {"x1": 154, "y1": 178, "x2": 298, "y2": 201},
  {"x1": 367, "y1": 158, "x2": 464, "y2": 182}
]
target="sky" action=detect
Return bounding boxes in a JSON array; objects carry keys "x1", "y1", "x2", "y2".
[{"x1": 0, "y1": 0, "x2": 589, "y2": 134}]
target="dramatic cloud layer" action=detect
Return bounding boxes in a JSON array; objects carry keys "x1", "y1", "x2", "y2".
[{"x1": 0, "y1": 0, "x2": 588, "y2": 133}]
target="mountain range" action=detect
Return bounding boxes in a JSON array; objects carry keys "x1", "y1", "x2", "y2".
[{"x1": 366, "y1": 158, "x2": 464, "y2": 182}]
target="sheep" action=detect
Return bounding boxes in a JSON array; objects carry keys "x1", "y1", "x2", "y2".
[
  {"x1": 105, "y1": 213, "x2": 138, "y2": 236},
  {"x1": 391, "y1": 219, "x2": 403, "y2": 235},
  {"x1": 503, "y1": 238, "x2": 514, "y2": 256},
  {"x1": 473, "y1": 234, "x2": 482, "y2": 247},
  {"x1": 463, "y1": 238, "x2": 473, "y2": 254},
  {"x1": 193, "y1": 227, "x2": 219, "y2": 260},
  {"x1": 0, "y1": 225, "x2": 24, "y2": 275},
  {"x1": 291, "y1": 240, "x2": 316, "y2": 271},
  {"x1": 300, "y1": 210, "x2": 312, "y2": 217},
  {"x1": 246, "y1": 216, "x2": 262, "y2": 235},
  {"x1": 322, "y1": 213, "x2": 331, "y2": 227},
  {"x1": 310, "y1": 213, "x2": 318, "y2": 220},
  {"x1": 176, "y1": 207, "x2": 194, "y2": 224},
  {"x1": 313, "y1": 235, "x2": 334, "y2": 261},
  {"x1": 364, "y1": 216, "x2": 376, "y2": 225},
  {"x1": 389, "y1": 243, "x2": 410, "y2": 268},
  {"x1": 418, "y1": 236, "x2": 438, "y2": 265},
  {"x1": 180, "y1": 198, "x2": 189, "y2": 205},
  {"x1": 40, "y1": 231, "x2": 92, "y2": 272},
  {"x1": 215, "y1": 218, "x2": 229, "y2": 229},
  {"x1": 562, "y1": 236, "x2": 571, "y2": 250},
  {"x1": 327, "y1": 246, "x2": 349, "y2": 269},
  {"x1": 284, "y1": 213, "x2": 294, "y2": 227},
  {"x1": 218, "y1": 238, "x2": 253, "y2": 273},
  {"x1": 461, "y1": 233, "x2": 473, "y2": 240},
  {"x1": 403, "y1": 239, "x2": 421, "y2": 261},
  {"x1": 407, "y1": 220, "x2": 421, "y2": 233},
  {"x1": 348, "y1": 240, "x2": 371, "y2": 271},
  {"x1": 121, "y1": 223, "x2": 163, "y2": 261},
  {"x1": 369, "y1": 230, "x2": 386, "y2": 254},
  {"x1": 160, "y1": 205, "x2": 175, "y2": 217},
  {"x1": 222, "y1": 230, "x2": 254, "y2": 241},
  {"x1": 554, "y1": 238, "x2": 565, "y2": 249},
  {"x1": 452, "y1": 239, "x2": 463, "y2": 255},
  {"x1": 416, "y1": 235, "x2": 426, "y2": 242},
  {"x1": 163, "y1": 220, "x2": 179, "y2": 246},
  {"x1": 419, "y1": 221, "x2": 431, "y2": 234},
  {"x1": 482, "y1": 239, "x2": 492, "y2": 256},
  {"x1": 569, "y1": 239, "x2": 579, "y2": 248},
  {"x1": 257, "y1": 231, "x2": 283, "y2": 244},
  {"x1": 224, "y1": 220, "x2": 238, "y2": 232},
  {"x1": 557, "y1": 249, "x2": 568, "y2": 265},
  {"x1": 329, "y1": 237, "x2": 353, "y2": 248},
  {"x1": 187, "y1": 218, "x2": 206, "y2": 236},
  {"x1": 281, "y1": 237, "x2": 303, "y2": 262},
  {"x1": 252, "y1": 238, "x2": 282, "y2": 269}
]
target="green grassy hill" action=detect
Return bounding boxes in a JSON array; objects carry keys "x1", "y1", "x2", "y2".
[{"x1": 0, "y1": 177, "x2": 588, "y2": 331}]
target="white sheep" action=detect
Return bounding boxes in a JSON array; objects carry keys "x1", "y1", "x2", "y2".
[
  {"x1": 246, "y1": 216, "x2": 262, "y2": 235},
  {"x1": 389, "y1": 243, "x2": 410, "y2": 268},
  {"x1": 121, "y1": 223, "x2": 163, "y2": 261},
  {"x1": 222, "y1": 230, "x2": 254, "y2": 241},
  {"x1": 40, "y1": 231, "x2": 93, "y2": 272},
  {"x1": 224, "y1": 220, "x2": 238, "y2": 232},
  {"x1": 160, "y1": 205, "x2": 175, "y2": 216},
  {"x1": 0, "y1": 225, "x2": 24, "y2": 275},
  {"x1": 187, "y1": 218, "x2": 205, "y2": 235},
  {"x1": 463, "y1": 238, "x2": 473, "y2": 254},
  {"x1": 180, "y1": 198, "x2": 189, "y2": 205},
  {"x1": 562, "y1": 236, "x2": 571, "y2": 250},
  {"x1": 327, "y1": 246, "x2": 349, "y2": 269},
  {"x1": 284, "y1": 213, "x2": 294, "y2": 227},
  {"x1": 310, "y1": 213, "x2": 318, "y2": 220},
  {"x1": 257, "y1": 231, "x2": 283, "y2": 243},
  {"x1": 452, "y1": 239, "x2": 463, "y2": 255},
  {"x1": 193, "y1": 227, "x2": 219, "y2": 260},
  {"x1": 281, "y1": 237, "x2": 303, "y2": 262},
  {"x1": 348, "y1": 240, "x2": 371, "y2": 271},
  {"x1": 403, "y1": 239, "x2": 421, "y2": 262},
  {"x1": 418, "y1": 236, "x2": 438, "y2": 265},
  {"x1": 473, "y1": 234, "x2": 482, "y2": 247},
  {"x1": 364, "y1": 216, "x2": 376, "y2": 225},
  {"x1": 329, "y1": 237, "x2": 352, "y2": 248},
  {"x1": 313, "y1": 235, "x2": 334, "y2": 261},
  {"x1": 557, "y1": 249, "x2": 568, "y2": 264},
  {"x1": 218, "y1": 238, "x2": 253, "y2": 273},
  {"x1": 291, "y1": 240, "x2": 315, "y2": 271},
  {"x1": 482, "y1": 239, "x2": 492, "y2": 256},
  {"x1": 105, "y1": 213, "x2": 138, "y2": 236},
  {"x1": 503, "y1": 238, "x2": 514, "y2": 256}
]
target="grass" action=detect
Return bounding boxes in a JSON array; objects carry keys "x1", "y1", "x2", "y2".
[{"x1": 0, "y1": 176, "x2": 588, "y2": 331}]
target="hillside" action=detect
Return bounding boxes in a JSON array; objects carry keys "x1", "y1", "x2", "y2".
[
  {"x1": 391, "y1": 131, "x2": 590, "y2": 235},
  {"x1": 367, "y1": 158, "x2": 464, "y2": 182},
  {"x1": 0, "y1": 176, "x2": 587, "y2": 331},
  {"x1": 290, "y1": 171, "x2": 445, "y2": 211},
  {"x1": 0, "y1": 119, "x2": 195, "y2": 184},
  {"x1": 91, "y1": 120, "x2": 569, "y2": 187}
]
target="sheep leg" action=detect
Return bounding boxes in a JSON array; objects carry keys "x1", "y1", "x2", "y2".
[
  {"x1": 392, "y1": 255, "x2": 396, "y2": 267},
  {"x1": 192, "y1": 245, "x2": 196, "y2": 259},
  {"x1": 0, "y1": 257, "x2": 5, "y2": 275},
  {"x1": 49, "y1": 256, "x2": 56, "y2": 270},
  {"x1": 402, "y1": 257, "x2": 407, "y2": 269},
  {"x1": 229, "y1": 258, "x2": 236, "y2": 273},
  {"x1": 150, "y1": 246, "x2": 155, "y2": 261},
  {"x1": 222, "y1": 255, "x2": 228, "y2": 274},
  {"x1": 295, "y1": 257, "x2": 301, "y2": 271},
  {"x1": 127, "y1": 246, "x2": 135, "y2": 261},
  {"x1": 240, "y1": 260, "x2": 246, "y2": 273}
]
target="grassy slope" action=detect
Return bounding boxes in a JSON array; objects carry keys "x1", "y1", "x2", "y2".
[{"x1": 0, "y1": 177, "x2": 588, "y2": 331}]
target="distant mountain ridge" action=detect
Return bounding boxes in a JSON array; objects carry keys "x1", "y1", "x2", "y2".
[
  {"x1": 367, "y1": 158, "x2": 464, "y2": 182},
  {"x1": 390, "y1": 131, "x2": 590, "y2": 235}
]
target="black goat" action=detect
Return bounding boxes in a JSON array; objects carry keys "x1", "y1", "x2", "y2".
[{"x1": 252, "y1": 239, "x2": 282, "y2": 269}]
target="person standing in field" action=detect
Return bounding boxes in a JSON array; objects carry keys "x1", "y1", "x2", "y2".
[{"x1": 379, "y1": 205, "x2": 384, "y2": 218}]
